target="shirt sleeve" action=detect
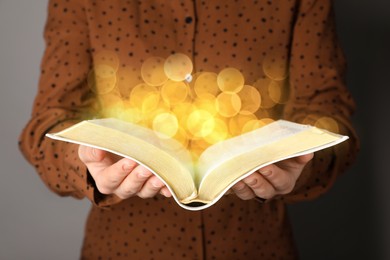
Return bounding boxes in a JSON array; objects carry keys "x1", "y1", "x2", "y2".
[
  {"x1": 18, "y1": 0, "x2": 121, "y2": 207},
  {"x1": 281, "y1": 0, "x2": 359, "y2": 203}
]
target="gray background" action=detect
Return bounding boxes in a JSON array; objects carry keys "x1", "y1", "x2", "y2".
[{"x1": 0, "y1": 1, "x2": 388, "y2": 259}]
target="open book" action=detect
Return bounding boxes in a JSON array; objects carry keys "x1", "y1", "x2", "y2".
[{"x1": 46, "y1": 118, "x2": 348, "y2": 210}]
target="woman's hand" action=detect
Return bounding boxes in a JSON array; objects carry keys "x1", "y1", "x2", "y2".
[
  {"x1": 231, "y1": 153, "x2": 314, "y2": 201},
  {"x1": 78, "y1": 145, "x2": 172, "y2": 199}
]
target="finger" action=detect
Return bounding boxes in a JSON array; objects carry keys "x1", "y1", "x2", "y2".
[
  {"x1": 78, "y1": 145, "x2": 106, "y2": 164},
  {"x1": 160, "y1": 187, "x2": 172, "y2": 197},
  {"x1": 137, "y1": 175, "x2": 165, "y2": 199},
  {"x1": 94, "y1": 158, "x2": 138, "y2": 194},
  {"x1": 231, "y1": 181, "x2": 256, "y2": 200},
  {"x1": 114, "y1": 165, "x2": 153, "y2": 199},
  {"x1": 242, "y1": 172, "x2": 276, "y2": 199},
  {"x1": 258, "y1": 165, "x2": 296, "y2": 194},
  {"x1": 295, "y1": 153, "x2": 314, "y2": 164}
]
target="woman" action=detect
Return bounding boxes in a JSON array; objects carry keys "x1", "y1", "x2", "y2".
[{"x1": 20, "y1": 0, "x2": 358, "y2": 259}]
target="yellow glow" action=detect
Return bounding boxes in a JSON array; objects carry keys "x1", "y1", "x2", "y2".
[
  {"x1": 189, "y1": 139, "x2": 210, "y2": 160},
  {"x1": 215, "y1": 92, "x2": 241, "y2": 117},
  {"x1": 129, "y1": 83, "x2": 160, "y2": 113},
  {"x1": 94, "y1": 50, "x2": 119, "y2": 71},
  {"x1": 268, "y1": 80, "x2": 290, "y2": 104},
  {"x1": 237, "y1": 85, "x2": 261, "y2": 113},
  {"x1": 161, "y1": 80, "x2": 189, "y2": 106},
  {"x1": 153, "y1": 112, "x2": 179, "y2": 139},
  {"x1": 88, "y1": 69, "x2": 117, "y2": 95},
  {"x1": 117, "y1": 65, "x2": 142, "y2": 98},
  {"x1": 262, "y1": 52, "x2": 288, "y2": 81},
  {"x1": 192, "y1": 95, "x2": 218, "y2": 116},
  {"x1": 194, "y1": 72, "x2": 219, "y2": 98},
  {"x1": 241, "y1": 120, "x2": 263, "y2": 133},
  {"x1": 203, "y1": 118, "x2": 229, "y2": 145},
  {"x1": 253, "y1": 78, "x2": 277, "y2": 109},
  {"x1": 242, "y1": 118, "x2": 274, "y2": 133},
  {"x1": 94, "y1": 64, "x2": 116, "y2": 79},
  {"x1": 217, "y1": 67, "x2": 244, "y2": 93},
  {"x1": 141, "y1": 56, "x2": 168, "y2": 86},
  {"x1": 186, "y1": 110, "x2": 215, "y2": 138},
  {"x1": 228, "y1": 113, "x2": 257, "y2": 136},
  {"x1": 315, "y1": 117, "x2": 339, "y2": 134},
  {"x1": 118, "y1": 107, "x2": 143, "y2": 124},
  {"x1": 88, "y1": 53, "x2": 293, "y2": 156},
  {"x1": 164, "y1": 53, "x2": 193, "y2": 82}
]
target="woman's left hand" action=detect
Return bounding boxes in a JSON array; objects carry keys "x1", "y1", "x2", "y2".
[{"x1": 231, "y1": 153, "x2": 314, "y2": 201}]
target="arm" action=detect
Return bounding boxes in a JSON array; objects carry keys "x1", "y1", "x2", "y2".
[
  {"x1": 232, "y1": 0, "x2": 359, "y2": 203},
  {"x1": 19, "y1": 0, "x2": 95, "y2": 202},
  {"x1": 19, "y1": 0, "x2": 170, "y2": 206}
]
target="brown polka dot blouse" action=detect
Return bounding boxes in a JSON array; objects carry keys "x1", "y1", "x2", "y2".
[{"x1": 19, "y1": 0, "x2": 359, "y2": 259}]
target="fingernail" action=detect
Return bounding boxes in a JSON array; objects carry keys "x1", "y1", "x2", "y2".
[
  {"x1": 152, "y1": 179, "x2": 162, "y2": 188},
  {"x1": 161, "y1": 189, "x2": 172, "y2": 197},
  {"x1": 259, "y1": 170, "x2": 271, "y2": 176},
  {"x1": 123, "y1": 163, "x2": 133, "y2": 171},
  {"x1": 138, "y1": 170, "x2": 150, "y2": 178}
]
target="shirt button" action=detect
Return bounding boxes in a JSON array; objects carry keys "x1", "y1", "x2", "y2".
[{"x1": 185, "y1": 16, "x2": 193, "y2": 24}]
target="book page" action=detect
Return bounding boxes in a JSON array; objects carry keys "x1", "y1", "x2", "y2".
[
  {"x1": 46, "y1": 118, "x2": 197, "y2": 203},
  {"x1": 94, "y1": 118, "x2": 194, "y2": 174},
  {"x1": 196, "y1": 120, "x2": 311, "y2": 184},
  {"x1": 196, "y1": 122, "x2": 348, "y2": 203}
]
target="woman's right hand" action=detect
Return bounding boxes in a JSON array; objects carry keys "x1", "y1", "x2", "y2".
[{"x1": 78, "y1": 145, "x2": 172, "y2": 199}]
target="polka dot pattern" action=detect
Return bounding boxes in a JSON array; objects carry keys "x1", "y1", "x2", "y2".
[{"x1": 19, "y1": 0, "x2": 359, "y2": 259}]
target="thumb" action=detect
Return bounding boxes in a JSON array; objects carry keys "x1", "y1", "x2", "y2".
[
  {"x1": 295, "y1": 153, "x2": 314, "y2": 164},
  {"x1": 78, "y1": 145, "x2": 106, "y2": 164}
]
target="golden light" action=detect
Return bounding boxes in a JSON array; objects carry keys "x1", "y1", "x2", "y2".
[
  {"x1": 88, "y1": 69, "x2": 117, "y2": 95},
  {"x1": 315, "y1": 116, "x2": 339, "y2": 134},
  {"x1": 117, "y1": 65, "x2": 143, "y2": 98},
  {"x1": 94, "y1": 64, "x2": 116, "y2": 79},
  {"x1": 228, "y1": 112, "x2": 257, "y2": 136},
  {"x1": 94, "y1": 49, "x2": 120, "y2": 72},
  {"x1": 237, "y1": 84, "x2": 261, "y2": 113},
  {"x1": 189, "y1": 139, "x2": 211, "y2": 160},
  {"x1": 129, "y1": 83, "x2": 160, "y2": 114},
  {"x1": 164, "y1": 53, "x2": 193, "y2": 82},
  {"x1": 88, "y1": 52, "x2": 296, "y2": 157},
  {"x1": 217, "y1": 67, "x2": 244, "y2": 93},
  {"x1": 141, "y1": 56, "x2": 168, "y2": 86},
  {"x1": 186, "y1": 110, "x2": 215, "y2": 139},
  {"x1": 241, "y1": 119, "x2": 264, "y2": 133},
  {"x1": 161, "y1": 80, "x2": 189, "y2": 106},
  {"x1": 215, "y1": 92, "x2": 241, "y2": 117},
  {"x1": 268, "y1": 80, "x2": 290, "y2": 104},
  {"x1": 203, "y1": 118, "x2": 229, "y2": 145},
  {"x1": 152, "y1": 112, "x2": 179, "y2": 139},
  {"x1": 253, "y1": 77, "x2": 277, "y2": 109},
  {"x1": 194, "y1": 72, "x2": 219, "y2": 98},
  {"x1": 117, "y1": 106, "x2": 143, "y2": 124},
  {"x1": 262, "y1": 52, "x2": 288, "y2": 81},
  {"x1": 192, "y1": 95, "x2": 218, "y2": 116}
]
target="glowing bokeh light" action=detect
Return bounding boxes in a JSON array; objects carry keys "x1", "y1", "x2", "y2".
[
  {"x1": 215, "y1": 92, "x2": 241, "y2": 117},
  {"x1": 186, "y1": 110, "x2": 215, "y2": 138},
  {"x1": 217, "y1": 68, "x2": 245, "y2": 93},
  {"x1": 94, "y1": 50, "x2": 120, "y2": 72},
  {"x1": 141, "y1": 56, "x2": 168, "y2": 86},
  {"x1": 164, "y1": 53, "x2": 193, "y2": 82},
  {"x1": 153, "y1": 112, "x2": 179, "y2": 139},
  {"x1": 237, "y1": 85, "x2": 261, "y2": 113},
  {"x1": 88, "y1": 51, "x2": 339, "y2": 158},
  {"x1": 161, "y1": 80, "x2": 189, "y2": 106},
  {"x1": 194, "y1": 72, "x2": 219, "y2": 98},
  {"x1": 262, "y1": 52, "x2": 288, "y2": 81}
]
